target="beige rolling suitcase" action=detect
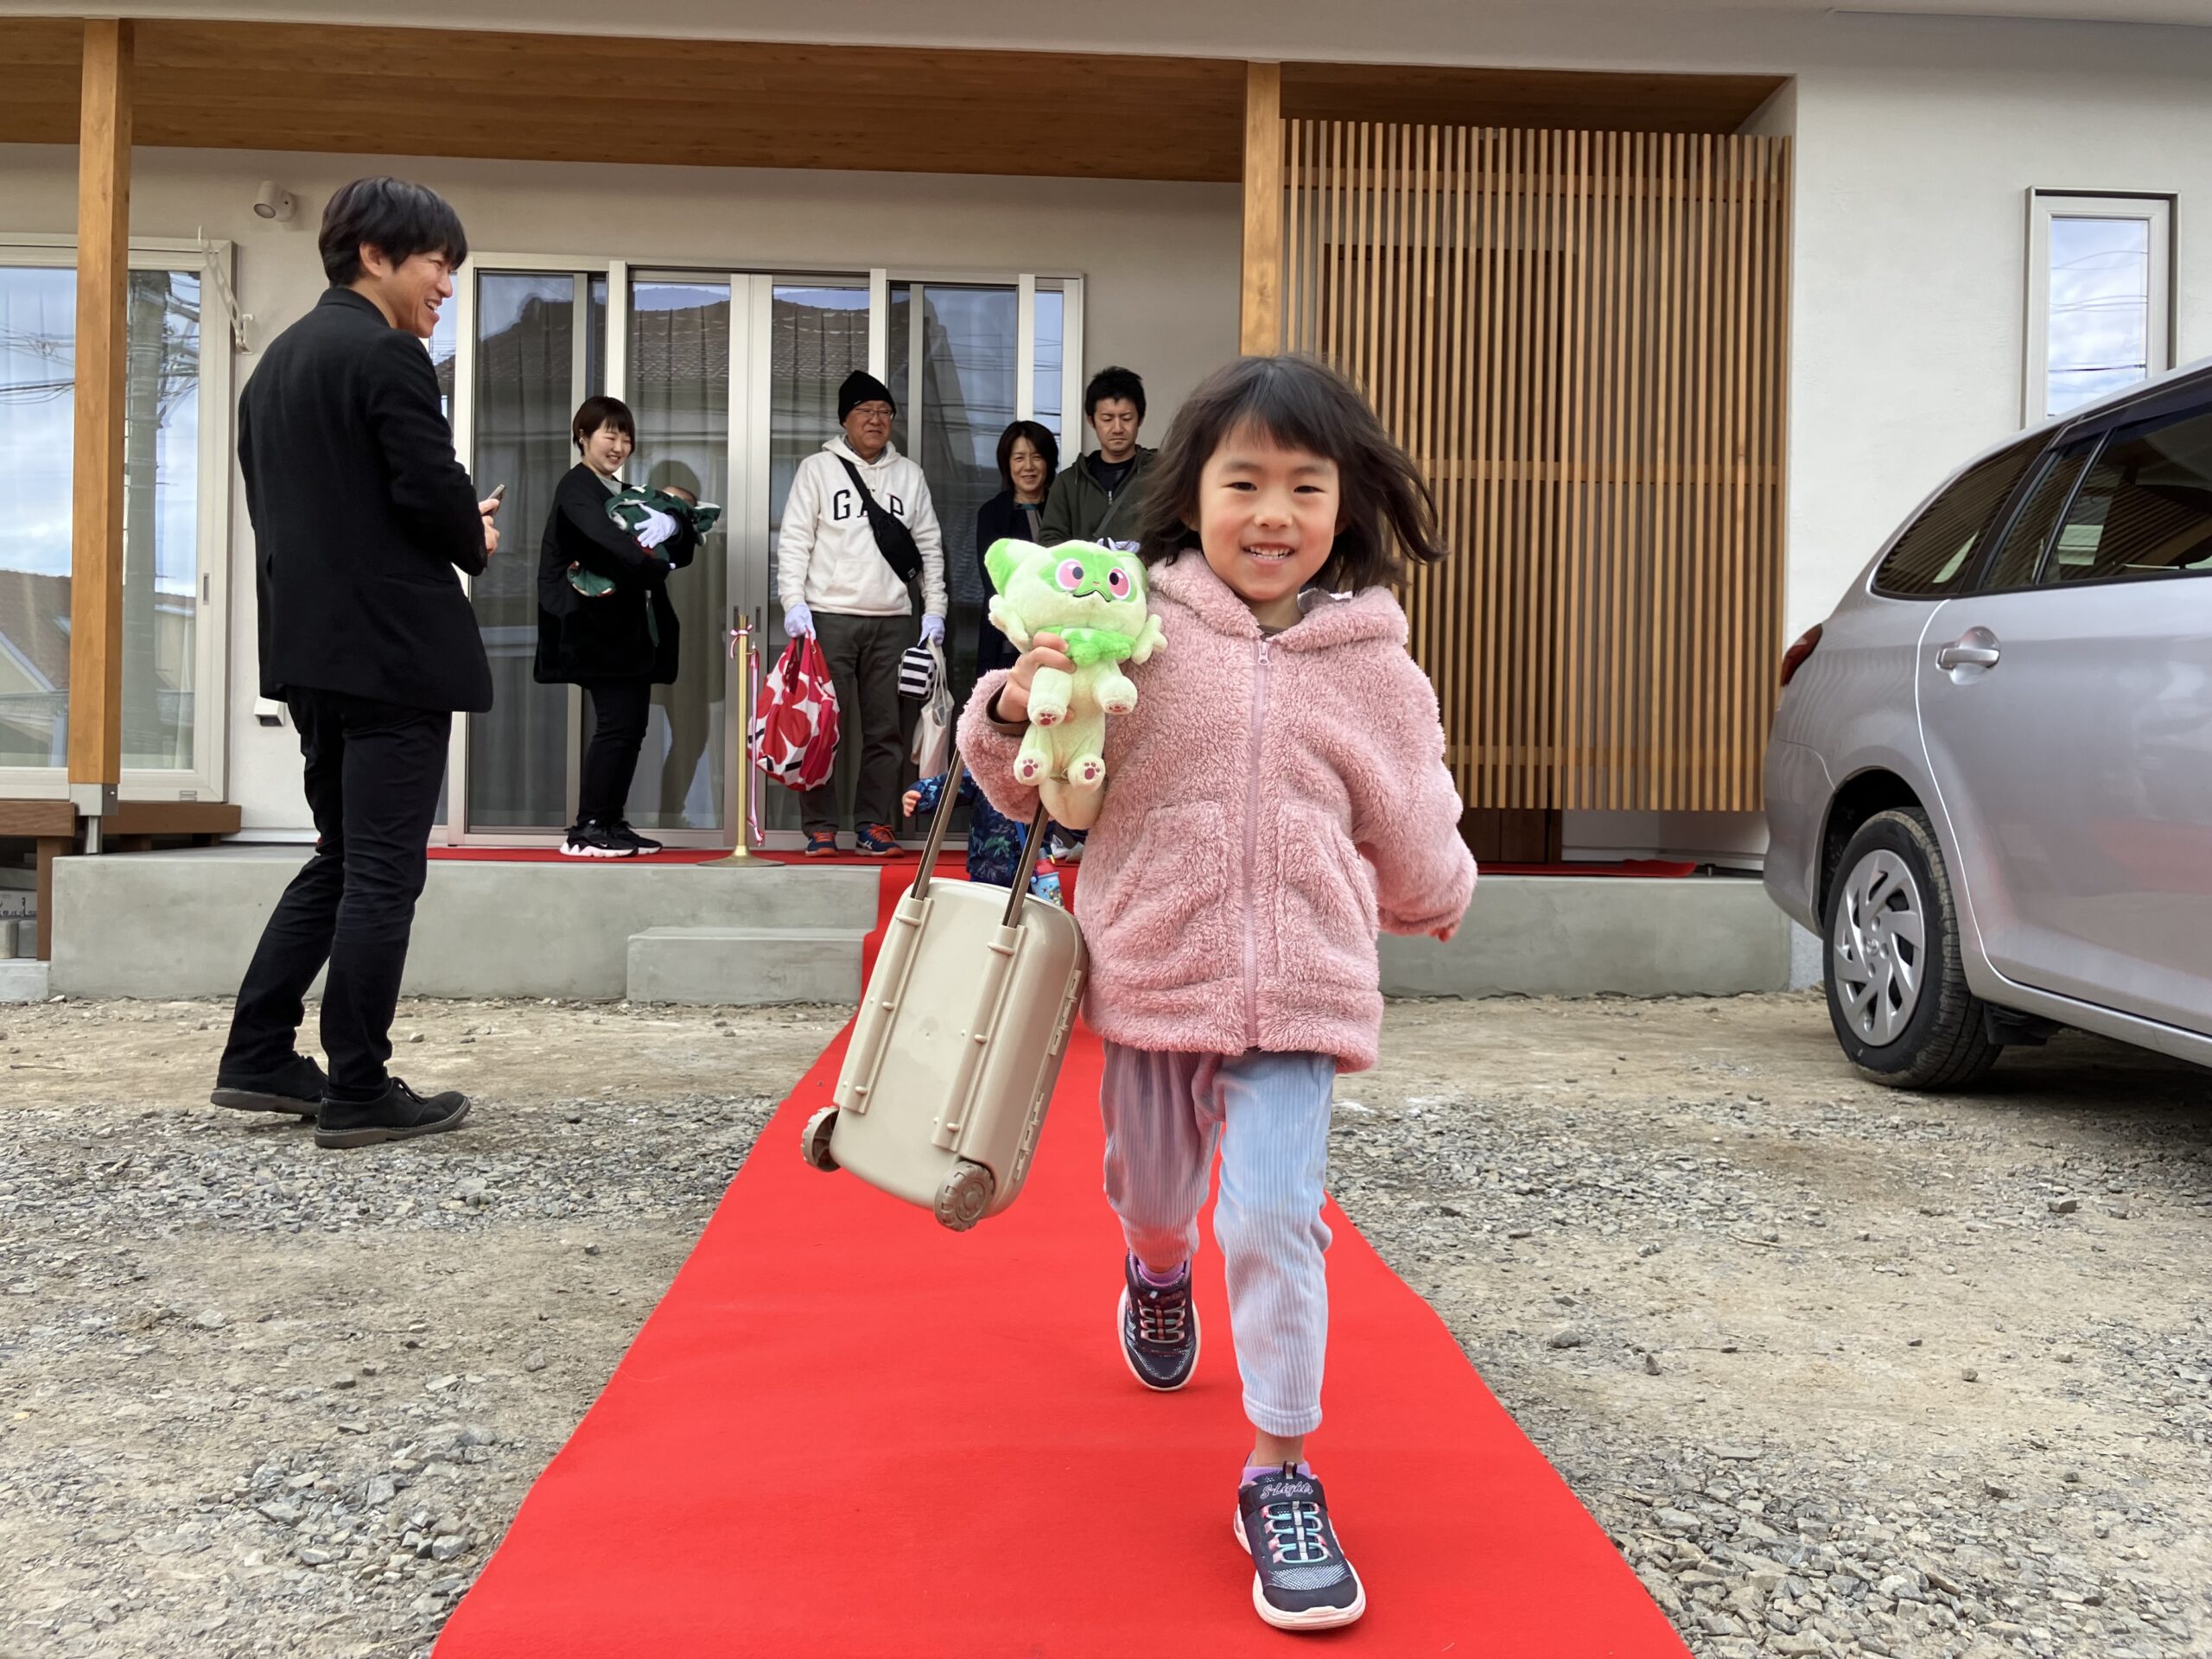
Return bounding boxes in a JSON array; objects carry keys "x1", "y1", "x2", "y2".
[{"x1": 801, "y1": 753, "x2": 1087, "y2": 1230}]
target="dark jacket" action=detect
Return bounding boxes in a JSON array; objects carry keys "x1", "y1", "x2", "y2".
[
  {"x1": 533, "y1": 464, "x2": 698, "y2": 685},
  {"x1": 239, "y1": 287, "x2": 492, "y2": 711},
  {"x1": 974, "y1": 489, "x2": 1049, "y2": 674},
  {"x1": 1038, "y1": 447, "x2": 1157, "y2": 547}
]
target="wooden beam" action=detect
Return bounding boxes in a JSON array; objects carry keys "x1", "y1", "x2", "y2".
[
  {"x1": 67, "y1": 18, "x2": 133, "y2": 794},
  {"x1": 1241, "y1": 61, "x2": 1284, "y2": 356}
]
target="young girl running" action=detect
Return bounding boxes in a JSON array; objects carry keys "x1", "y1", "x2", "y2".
[{"x1": 957, "y1": 355, "x2": 1476, "y2": 1631}]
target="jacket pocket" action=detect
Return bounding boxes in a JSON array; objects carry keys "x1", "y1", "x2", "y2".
[
  {"x1": 1274, "y1": 805, "x2": 1379, "y2": 978},
  {"x1": 1091, "y1": 803, "x2": 1230, "y2": 993}
]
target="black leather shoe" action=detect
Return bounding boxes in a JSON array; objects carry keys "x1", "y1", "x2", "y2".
[
  {"x1": 315, "y1": 1077, "x2": 471, "y2": 1149},
  {"x1": 211, "y1": 1054, "x2": 327, "y2": 1117}
]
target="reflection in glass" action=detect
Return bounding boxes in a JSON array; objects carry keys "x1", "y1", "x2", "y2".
[
  {"x1": 626, "y1": 278, "x2": 730, "y2": 831},
  {"x1": 765, "y1": 283, "x2": 873, "y2": 834},
  {"x1": 908, "y1": 284, "x2": 1017, "y2": 726},
  {"x1": 1033, "y1": 287, "x2": 1065, "y2": 438},
  {"x1": 0, "y1": 265, "x2": 201, "y2": 770},
  {"x1": 122, "y1": 270, "x2": 200, "y2": 769},
  {"x1": 467, "y1": 273, "x2": 591, "y2": 829},
  {"x1": 428, "y1": 304, "x2": 457, "y2": 825},
  {"x1": 2047, "y1": 215, "x2": 2152, "y2": 417},
  {"x1": 0, "y1": 266, "x2": 80, "y2": 766}
]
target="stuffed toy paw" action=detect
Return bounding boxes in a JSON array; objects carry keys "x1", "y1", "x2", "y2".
[{"x1": 985, "y1": 538, "x2": 1165, "y2": 830}]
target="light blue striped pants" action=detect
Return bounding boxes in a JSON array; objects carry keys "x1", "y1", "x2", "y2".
[{"x1": 1099, "y1": 1043, "x2": 1338, "y2": 1439}]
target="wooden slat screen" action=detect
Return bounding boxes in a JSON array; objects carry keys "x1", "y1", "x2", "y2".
[{"x1": 1281, "y1": 123, "x2": 1791, "y2": 812}]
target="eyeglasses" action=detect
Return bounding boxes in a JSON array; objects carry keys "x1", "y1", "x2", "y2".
[{"x1": 850, "y1": 404, "x2": 894, "y2": 420}]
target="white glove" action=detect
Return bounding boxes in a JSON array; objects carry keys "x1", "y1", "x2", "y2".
[
  {"x1": 919, "y1": 613, "x2": 945, "y2": 645},
  {"x1": 633, "y1": 506, "x2": 679, "y2": 550},
  {"x1": 785, "y1": 602, "x2": 815, "y2": 639}
]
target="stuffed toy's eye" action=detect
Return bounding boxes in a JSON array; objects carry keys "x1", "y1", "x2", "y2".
[
  {"x1": 1056, "y1": 559, "x2": 1086, "y2": 592},
  {"x1": 1106, "y1": 568, "x2": 1132, "y2": 598}
]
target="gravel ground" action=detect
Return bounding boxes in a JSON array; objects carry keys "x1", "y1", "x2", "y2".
[{"x1": 1, "y1": 991, "x2": 2207, "y2": 1658}]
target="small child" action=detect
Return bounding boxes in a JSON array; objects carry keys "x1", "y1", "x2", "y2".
[
  {"x1": 958, "y1": 355, "x2": 1475, "y2": 1631},
  {"x1": 899, "y1": 771, "x2": 1077, "y2": 902}
]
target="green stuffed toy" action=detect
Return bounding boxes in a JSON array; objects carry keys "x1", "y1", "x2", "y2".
[{"x1": 984, "y1": 537, "x2": 1166, "y2": 830}]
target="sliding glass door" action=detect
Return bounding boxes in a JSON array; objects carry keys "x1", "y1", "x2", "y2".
[{"x1": 442, "y1": 263, "x2": 1078, "y2": 848}]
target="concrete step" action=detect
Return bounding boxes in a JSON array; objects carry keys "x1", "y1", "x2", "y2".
[
  {"x1": 627, "y1": 925, "x2": 868, "y2": 1007},
  {"x1": 52, "y1": 848, "x2": 884, "y2": 999}
]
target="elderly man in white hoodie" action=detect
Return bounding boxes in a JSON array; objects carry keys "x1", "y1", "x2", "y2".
[{"x1": 778, "y1": 370, "x2": 947, "y2": 856}]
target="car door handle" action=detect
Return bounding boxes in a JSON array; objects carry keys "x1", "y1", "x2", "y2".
[{"x1": 1936, "y1": 636, "x2": 2001, "y2": 671}]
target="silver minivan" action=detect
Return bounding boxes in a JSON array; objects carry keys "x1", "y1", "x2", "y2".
[{"x1": 1765, "y1": 361, "x2": 2212, "y2": 1087}]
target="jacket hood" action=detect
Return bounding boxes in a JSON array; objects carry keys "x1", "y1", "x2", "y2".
[
  {"x1": 823, "y1": 435, "x2": 903, "y2": 470},
  {"x1": 1146, "y1": 551, "x2": 1408, "y2": 653}
]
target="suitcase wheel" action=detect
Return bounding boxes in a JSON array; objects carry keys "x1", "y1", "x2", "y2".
[
  {"x1": 801, "y1": 1107, "x2": 841, "y2": 1173},
  {"x1": 934, "y1": 1160, "x2": 996, "y2": 1232}
]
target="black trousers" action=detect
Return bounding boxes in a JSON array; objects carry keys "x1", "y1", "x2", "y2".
[
  {"x1": 577, "y1": 677, "x2": 652, "y2": 827},
  {"x1": 801, "y1": 612, "x2": 912, "y2": 835},
  {"x1": 221, "y1": 690, "x2": 450, "y2": 1099}
]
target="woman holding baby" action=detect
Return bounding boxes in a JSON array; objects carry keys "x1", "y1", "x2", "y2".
[{"x1": 533, "y1": 394, "x2": 702, "y2": 859}]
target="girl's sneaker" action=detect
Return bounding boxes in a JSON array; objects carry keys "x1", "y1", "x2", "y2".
[
  {"x1": 1117, "y1": 1254, "x2": 1198, "y2": 1390},
  {"x1": 1233, "y1": 1465, "x2": 1367, "y2": 1630}
]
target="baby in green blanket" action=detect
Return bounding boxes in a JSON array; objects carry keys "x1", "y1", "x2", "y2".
[{"x1": 568, "y1": 484, "x2": 721, "y2": 598}]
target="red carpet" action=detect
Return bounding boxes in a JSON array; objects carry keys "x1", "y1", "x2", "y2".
[{"x1": 434, "y1": 1030, "x2": 1688, "y2": 1654}]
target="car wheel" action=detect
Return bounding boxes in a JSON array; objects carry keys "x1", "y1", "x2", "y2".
[{"x1": 1823, "y1": 806, "x2": 2003, "y2": 1089}]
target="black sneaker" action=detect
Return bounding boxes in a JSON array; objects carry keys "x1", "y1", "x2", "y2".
[
  {"x1": 315, "y1": 1077, "x2": 472, "y2": 1149},
  {"x1": 210, "y1": 1054, "x2": 327, "y2": 1116},
  {"x1": 609, "y1": 821, "x2": 663, "y2": 855},
  {"x1": 1234, "y1": 1465, "x2": 1367, "y2": 1630},
  {"x1": 562, "y1": 820, "x2": 638, "y2": 859},
  {"x1": 1117, "y1": 1254, "x2": 1199, "y2": 1391}
]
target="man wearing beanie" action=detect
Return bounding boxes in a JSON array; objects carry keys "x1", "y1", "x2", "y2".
[{"x1": 776, "y1": 369, "x2": 946, "y2": 856}]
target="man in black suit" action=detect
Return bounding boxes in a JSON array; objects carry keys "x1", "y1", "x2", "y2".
[{"x1": 210, "y1": 177, "x2": 499, "y2": 1149}]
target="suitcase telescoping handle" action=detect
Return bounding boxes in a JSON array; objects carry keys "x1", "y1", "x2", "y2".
[{"x1": 911, "y1": 747, "x2": 1052, "y2": 929}]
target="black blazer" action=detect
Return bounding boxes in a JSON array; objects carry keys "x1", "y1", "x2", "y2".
[
  {"x1": 974, "y1": 490, "x2": 1048, "y2": 675},
  {"x1": 532, "y1": 465, "x2": 698, "y2": 686},
  {"x1": 239, "y1": 288, "x2": 493, "y2": 712}
]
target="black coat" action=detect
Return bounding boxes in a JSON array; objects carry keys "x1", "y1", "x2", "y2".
[
  {"x1": 239, "y1": 288, "x2": 493, "y2": 711},
  {"x1": 973, "y1": 490, "x2": 1048, "y2": 674},
  {"x1": 533, "y1": 465, "x2": 698, "y2": 685}
]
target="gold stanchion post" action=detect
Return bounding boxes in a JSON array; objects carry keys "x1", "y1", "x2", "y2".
[{"x1": 709, "y1": 612, "x2": 758, "y2": 865}]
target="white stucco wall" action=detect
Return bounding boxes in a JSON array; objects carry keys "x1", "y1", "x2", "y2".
[
  {"x1": 8, "y1": 3, "x2": 2212, "y2": 847},
  {"x1": 0, "y1": 144, "x2": 1239, "y2": 830}
]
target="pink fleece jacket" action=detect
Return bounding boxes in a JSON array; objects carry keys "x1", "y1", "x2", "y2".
[{"x1": 957, "y1": 553, "x2": 1477, "y2": 1072}]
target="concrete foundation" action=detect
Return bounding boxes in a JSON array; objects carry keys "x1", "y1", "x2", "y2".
[
  {"x1": 50, "y1": 848, "x2": 880, "y2": 1001},
  {"x1": 1380, "y1": 873, "x2": 1793, "y2": 999},
  {"x1": 51, "y1": 847, "x2": 1792, "y2": 1004},
  {"x1": 0, "y1": 959, "x2": 52, "y2": 1003}
]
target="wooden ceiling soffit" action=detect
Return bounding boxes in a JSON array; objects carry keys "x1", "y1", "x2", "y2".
[
  {"x1": 3, "y1": 20, "x2": 1786, "y2": 177},
  {"x1": 1, "y1": 21, "x2": 1249, "y2": 181},
  {"x1": 1280, "y1": 63, "x2": 1788, "y2": 135}
]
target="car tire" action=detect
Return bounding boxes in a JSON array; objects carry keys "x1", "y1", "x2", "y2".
[{"x1": 1822, "y1": 806, "x2": 2003, "y2": 1090}]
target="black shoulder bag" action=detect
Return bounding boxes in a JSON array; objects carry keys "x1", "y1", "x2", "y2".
[{"x1": 836, "y1": 454, "x2": 924, "y2": 583}]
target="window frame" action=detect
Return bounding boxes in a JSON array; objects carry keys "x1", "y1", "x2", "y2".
[
  {"x1": 2023, "y1": 190, "x2": 2175, "y2": 429},
  {"x1": 435, "y1": 254, "x2": 1082, "y2": 846},
  {"x1": 0, "y1": 232, "x2": 236, "y2": 804}
]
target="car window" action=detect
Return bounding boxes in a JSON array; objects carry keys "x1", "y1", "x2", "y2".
[
  {"x1": 2042, "y1": 402, "x2": 2212, "y2": 585},
  {"x1": 1871, "y1": 440, "x2": 2040, "y2": 598},
  {"x1": 1982, "y1": 436, "x2": 2097, "y2": 591}
]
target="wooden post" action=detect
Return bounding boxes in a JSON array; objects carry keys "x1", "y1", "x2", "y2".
[
  {"x1": 1240, "y1": 61, "x2": 1283, "y2": 356},
  {"x1": 67, "y1": 18, "x2": 134, "y2": 802}
]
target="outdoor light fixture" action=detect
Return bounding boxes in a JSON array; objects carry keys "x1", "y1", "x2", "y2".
[{"x1": 251, "y1": 181, "x2": 295, "y2": 222}]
